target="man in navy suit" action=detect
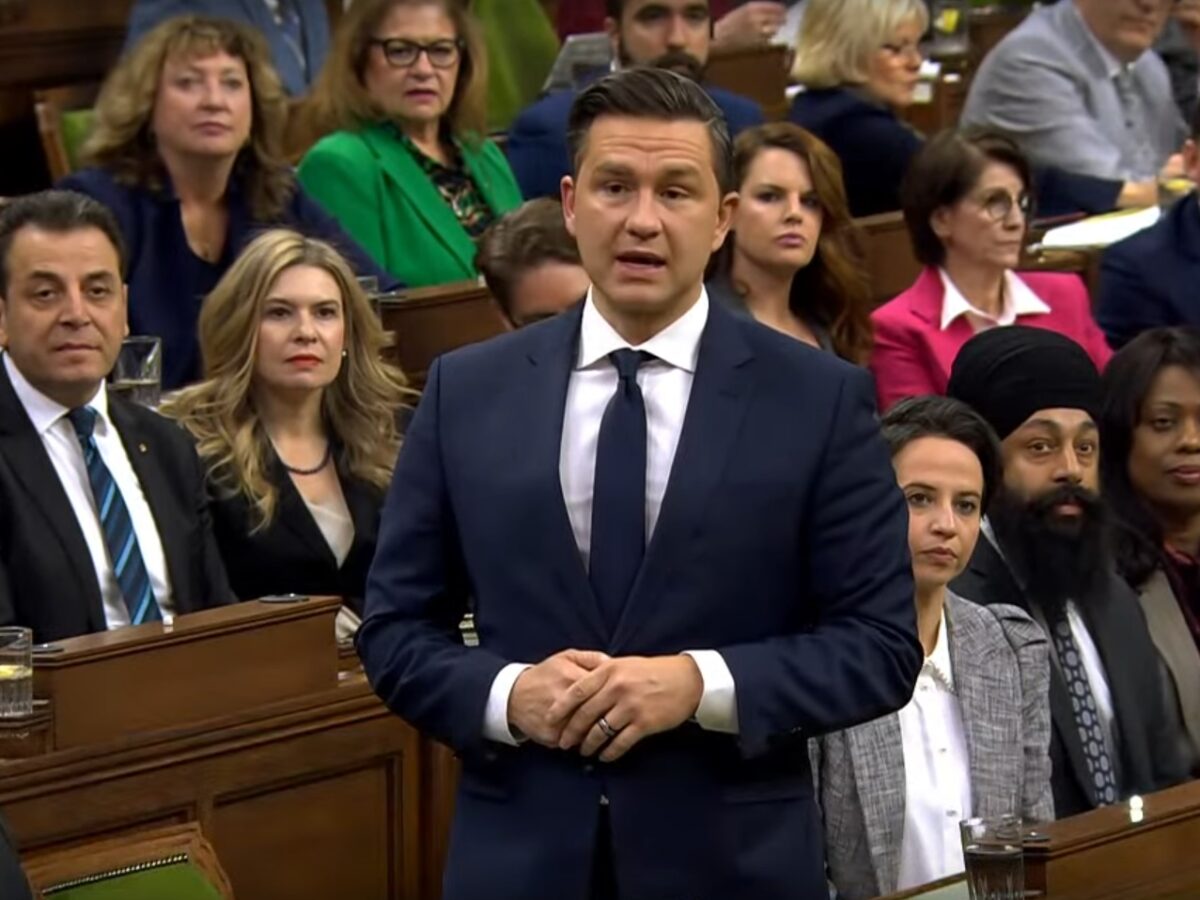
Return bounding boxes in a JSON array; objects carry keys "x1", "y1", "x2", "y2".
[
  {"x1": 123, "y1": 0, "x2": 329, "y2": 97},
  {"x1": 359, "y1": 67, "x2": 920, "y2": 900},
  {"x1": 507, "y1": 0, "x2": 767, "y2": 199},
  {"x1": 1096, "y1": 109, "x2": 1200, "y2": 349}
]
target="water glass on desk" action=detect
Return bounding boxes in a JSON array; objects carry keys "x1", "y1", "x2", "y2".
[
  {"x1": 0, "y1": 627, "x2": 32, "y2": 719},
  {"x1": 960, "y1": 816, "x2": 1023, "y2": 900},
  {"x1": 110, "y1": 336, "x2": 162, "y2": 408}
]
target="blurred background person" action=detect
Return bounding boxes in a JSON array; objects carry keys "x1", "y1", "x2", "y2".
[
  {"x1": 707, "y1": 122, "x2": 872, "y2": 363},
  {"x1": 870, "y1": 130, "x2": 1111, "y2": 412},
  {"x1": 298, "y1": 0, "x2": 522, "y2": 287},
  {"x1": 507, "y1": 0, "x2": 765, "y2": 199},
  {"x1": 162, "y1": 230, "x2": 412, "y2": 641},
  {"x1": 123, "y1": 0, "x2": 331, "y2": 97},
  {"x1": 1101, "y1": 326, "x2": 1200, "y2": 774},
  {"x1": 63, "y1": 16, "x2": 388, "y2": 390},
  {"x1": 962, "y1": 0, "x2": 1185, "y2": 210},
  {"x1": 475, "y1": 198, "x2": 589, "y2": 328},
  {"x1": 557, "y1": 0, "x2": 795, "y2": 53},
  {"x1": 789, "y1": 0, "x2": 927, "y2": 218},
  {"x1": 815, "y1": 395, "x2": 1051, "y2": 899}
]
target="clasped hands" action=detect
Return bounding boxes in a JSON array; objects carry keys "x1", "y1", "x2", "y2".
[{"x1": 507, "y1": 649, "x2": 703, "y2": 763}]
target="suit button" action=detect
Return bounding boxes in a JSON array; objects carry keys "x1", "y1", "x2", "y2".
[
  {"x1": 600, "y1": 794, "x2": 609, "y2": 806},
  {"x1": 583, "y1": 763, "x2": 595, "y2": 774},
  {"x1": 484, "y1": 751, "x2": 498, "y2": 763}
]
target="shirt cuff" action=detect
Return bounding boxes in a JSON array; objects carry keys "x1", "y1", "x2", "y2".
[
  {"x1": 482, "y1": 662, "x2": 532, "y2": 746},
  {"x1": 683, "y1": 650, "x2": 738, "y2": 734}
]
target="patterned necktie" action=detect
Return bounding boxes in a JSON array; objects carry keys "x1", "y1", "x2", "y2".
[
  {"x1": 66, "y1": 407, "x2": 162, "y2": 626},
  {"x1": 589, "y1": 349, "x2": 654, "y2": 631},
  {"x1": 1049, "y1": 615, "x2": 1118, "y2": 806}
]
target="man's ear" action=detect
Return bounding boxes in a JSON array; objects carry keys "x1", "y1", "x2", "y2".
[
  {"x1": 711, "y1": 190, "x2": 738, "y2": 252},
  {"x1": 0, "y1": 296, "x2": 7, "y2": 350},
  {"x1": 122, "y1": 284, "x2": 130, "y2": 338},
  {"x1": 604, "y1": 16, "x2": 620, "y2": 59},
  {"x1": 561, "y1": 176, "x2": 578, "y2": 238}
]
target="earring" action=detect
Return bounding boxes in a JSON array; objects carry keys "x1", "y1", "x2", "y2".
[{"x1": 342, "y1": 349, "x2": 348, "y2": 358}]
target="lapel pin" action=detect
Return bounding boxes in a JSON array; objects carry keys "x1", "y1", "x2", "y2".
[{"x1": 138, "y1": 443, "x2": 148, "y2": 454}]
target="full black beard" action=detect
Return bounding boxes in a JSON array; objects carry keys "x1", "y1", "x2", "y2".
[
  {"x1": 617, "y1": 39, "x2": 705, "y2": 82},
  {"x1": 989, "y1": 483, "x2": 1110, "y2": 621}
]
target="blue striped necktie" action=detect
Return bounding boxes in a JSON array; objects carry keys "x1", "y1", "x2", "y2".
[{"x1": 66, "y1": 407, "x2": 162, "y2": 626}]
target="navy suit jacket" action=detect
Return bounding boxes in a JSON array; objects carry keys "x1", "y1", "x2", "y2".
[
  {"x1": 1096, "y1": 196, "x2": 1200, "y2": 349},
  {"x1": 61, "y1": 167, "x2": 393, "y2": 389},
  {"x1": 506, "y1": 82, "x2": 765, "y2": 199},
  {"x1": 358, "y1": 300, "x2": 922, "y2": 900},
  {"x1": 123, "y1": 0, "x2": 330, "y2": 97}
]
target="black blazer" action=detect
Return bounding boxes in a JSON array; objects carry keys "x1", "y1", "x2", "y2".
[
  {"x1": 0, "y1": 363, "x2": 234, "y2": 642},
  {"x1": 0, "y1": 814, "x2": 30, "y2": 900},
  {"x1": 953, "y1": 536, "x2": 1188, "y2": 817},
  {"x1": 207, "y1": 454, "x2": 384, "y2": 614}
]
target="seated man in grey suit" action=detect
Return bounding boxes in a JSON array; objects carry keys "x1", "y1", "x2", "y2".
[
  {"x1": 947, "y1": 326, "x2": 1188, "y2": 818},
  {"x1": 962, "y1": 0, "x2": 1186, "y2": 209},
  {"x1": 0, "y1": 191, "x2": 233, "y2": 642}
]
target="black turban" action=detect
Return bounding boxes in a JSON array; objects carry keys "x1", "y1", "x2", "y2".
[{"x1": 945, "y1": 326, "x2": 1102, "y2": 440}]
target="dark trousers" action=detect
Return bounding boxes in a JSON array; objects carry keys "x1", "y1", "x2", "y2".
[{"x1": 589, "y1": 804, "x2": 617, "y2": 900}]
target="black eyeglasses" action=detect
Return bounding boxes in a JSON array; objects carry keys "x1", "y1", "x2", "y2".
[
  {"x1": 369, "y1": 38, "x2": 463, "y2": 69},
  {"x1": 975, "y1": 189, "x2": 1033, "y2": 222}
]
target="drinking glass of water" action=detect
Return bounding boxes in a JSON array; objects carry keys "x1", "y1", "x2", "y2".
[
  {"x1": 0, "y1": 627, "x2": 32, "y2": 719},
  {"x1": 960, "y1": 816, "x2": 1024, "y2": 900},
  {"x1": 110, "y1": 336, "x2": 163, "y2": 408}
]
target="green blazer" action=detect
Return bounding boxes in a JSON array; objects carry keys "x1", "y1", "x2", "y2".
[{"x1": 297, "y1": 123, "x2": 523, "y2": 287}]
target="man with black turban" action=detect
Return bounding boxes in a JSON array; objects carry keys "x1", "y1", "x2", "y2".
[{"x1": 948, "y1": 326, "x2": 1188, "y2": 818}]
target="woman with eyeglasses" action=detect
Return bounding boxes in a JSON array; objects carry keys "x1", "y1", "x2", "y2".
[
  {"x1": 869, "y1": 129, "x2": 1112, "y2": 412},
  {"x1": 297, "y1": 0, "x2": 522, "y2": 287}
]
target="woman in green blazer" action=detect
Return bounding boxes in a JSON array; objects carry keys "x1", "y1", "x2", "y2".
[{"x1": 299, "y1": 0, "x2": 522, "y2": 286}]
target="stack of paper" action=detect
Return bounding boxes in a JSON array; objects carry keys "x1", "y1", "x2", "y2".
[{"x1": 1040, "y1": 207, "x2": 1162, "y2": 250}]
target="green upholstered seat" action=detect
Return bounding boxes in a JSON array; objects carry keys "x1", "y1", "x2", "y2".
[
  {"x1": 42, "y1": 859, "x2": 223, "y2": 899},
  {"x1": 58, "y1": 109, "x2": 95, "y2": 173}
]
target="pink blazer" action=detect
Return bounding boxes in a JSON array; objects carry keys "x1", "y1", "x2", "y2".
[{"x1": 869, "y1": 267, "x2": 1113, "y2": 412}]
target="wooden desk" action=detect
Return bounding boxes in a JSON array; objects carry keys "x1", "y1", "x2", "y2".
[
  {"x1": 705, "y1": 44, "x2": 790, "y2": 121},
  {"x1": 855, "y1": 210, "x2": 922, "y2": 309},
  {"x1": 379, "y1": 281, "x2": 511, "y2": 388},
  {"x1": 0, "y1": 600, "x2": 425, "y2": 900}
]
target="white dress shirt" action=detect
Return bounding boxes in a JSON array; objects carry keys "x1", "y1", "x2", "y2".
[
  {"x1": 4, "y1": 353, "x2": 175, "y2": 628},
  {"x1": 979, "y1": 519, "x2": 1116, "y2": 757},
  {"x1": 938, "y1": 269, "x2": 1051, "y2": 333},
  {"x1": 896, "y1": 613, "x2": 972, "y2": 890},
  {"x1": 482, "y1": 289, "x2": 738, "y2": 745}
]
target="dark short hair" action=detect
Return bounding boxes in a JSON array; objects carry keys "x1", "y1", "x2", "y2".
[
  {"x1": 900, "y1": 128, "x2": 1033, "y2": 267},
  {"x1": 881, "y1": 394, "x2": 1002, "y2": 512},
  {"x1": 566, "y1": 67, "x2": 732, "y2": 193},
  {"x1": 1101, "y1": 327, "x2": 1200, "y2": 586},
  {"x1": 475, "y1": 199, "x2": 582, "y2": 318},
  {"x1": 0, "y1": 190, "x2": 126, "y2": 293},
  {"x1": 605, "y1": 0, "x2": 712, "y2": 18}
]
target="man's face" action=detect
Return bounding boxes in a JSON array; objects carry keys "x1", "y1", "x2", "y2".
[
  {"x1": 562, "y1": 114, "x2": 733, "y2": 337},
  {"x1": 1000, "y1": 407, "x2": 1101, "y2": 530},
  {"x1": 506, "y1": 262, "x2": 591, "y2": 328},
  {"x1": 608, "y1": 0, "x2": 712, "y2": 80},
  {"x1": 1075, "y1": 0, "x2": 1172, "y2": 63},
  {"x1": 0, "y1": 226, "x2": 127, "y2": 408}
]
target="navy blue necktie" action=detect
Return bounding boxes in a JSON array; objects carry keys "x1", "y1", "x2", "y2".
[
  {"x1": 67, "y1": 407, "x2": 162, "y2": 626},
  {"x1": 589, "y1": 350, "x2": 653, "y2": 631},
  {"x1": 1049, "y1": 614, "x2": 1118, "y2": 805}
]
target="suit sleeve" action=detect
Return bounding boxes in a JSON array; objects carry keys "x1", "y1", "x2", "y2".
[
  {"x1": 0, "y1": 555, "x2": 14, "y2": 628},
  {"x1": 184, "y1": 433, "x2": 235, "y2": 609},
  {"x1": 297, "y1": 142, "x2": 390, "y2": 273},
  {"x1": 992, "y1": 604, "x2": 1054, "y2": 823},
  {"x1": 868, "y1": 310, "x2": 937, "y2": 412},
  {"x1": 357, "y1": 358, "x2": 510, "y2": 756},
  {"x1": 718, "y1": 367, "x2": 922, "y2": 758},
  {"x1": 1095, "y1": 242, "x2": 1168, "y2": 349},
  {"x1": 505, "y1": 104, "x2": 570, "y2": 200}
]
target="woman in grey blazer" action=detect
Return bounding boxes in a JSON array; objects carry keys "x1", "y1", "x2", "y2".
[{"x1": 813, "y1": 396, "x2": 1053, "y2": 899}]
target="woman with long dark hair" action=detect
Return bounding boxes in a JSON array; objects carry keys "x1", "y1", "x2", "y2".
[
  {"x1": 1100, "y1": 326, "x2": 1200, "y2": 773},
  {"x1": 707, "y1": 121, "x2": 873, "y2": 364}
]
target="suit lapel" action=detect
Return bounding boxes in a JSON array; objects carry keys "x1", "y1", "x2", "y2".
[
  {"x1": 107, "y1": 399, "x2": 195, "y2": 613},
  {"x1": 361, "y1": 125, "x2": 478, "y2": 273},
  {"x1": 524, "y1": 304, "x2": 610, "y2": 645},
  {"x1": 1140, "y1": 569, "x2": 1200, "y2": 755},
  {"x1": 847, "y1": 715, "x2": 907, "y2": 894},
  {"x1": 610, "y1": 302, "x2": 754, "y2": 650},
  {"x1": 0, "y1": 364, "x2": 105, "y2": 630},
  {"x1": 269, "y1": 454, "x2": 339, "y2": 566}
]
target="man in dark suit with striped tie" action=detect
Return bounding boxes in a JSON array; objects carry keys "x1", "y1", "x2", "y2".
[{"x1": 0, "y1": 190, "x2": 232, "y2": 643}]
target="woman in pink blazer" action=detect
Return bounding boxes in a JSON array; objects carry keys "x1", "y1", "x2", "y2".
[{"x1": 870, "y1": 129, "x2": 1112, "y2": 411}]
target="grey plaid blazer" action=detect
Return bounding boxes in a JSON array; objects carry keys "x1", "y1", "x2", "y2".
[{"x1": 812, "y1": 592, "x2": 1053, "y2": 900}]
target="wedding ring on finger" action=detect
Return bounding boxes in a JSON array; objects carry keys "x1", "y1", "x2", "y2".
[{"x1": 598, "y1": 716, "x2": 619, "y2": 740}]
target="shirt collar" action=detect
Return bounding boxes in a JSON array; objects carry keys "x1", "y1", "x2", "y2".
[
  {"x1": 576, "y1": 286, "x2": 709, "y2": 373},
  {"x1": 3, "y1": 352, "x2": 109, "y2": 437},
  {"x1": 923, "y1": 612, "x2": 954, "y2": 692},
  {"x1": 938, "y1": 269, "x2": 1051, "y2": 331},
  {"x1": 1067, "y1": 1, "x2": 1133, "y2": 80}
]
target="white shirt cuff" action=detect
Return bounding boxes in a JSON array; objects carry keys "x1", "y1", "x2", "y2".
[
  {"x1": 482, "y1": 662, "x2": 532, "y2": 746},
  {"x1": 683, "y1": 650, "x2": 738, "y2": 734}
]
